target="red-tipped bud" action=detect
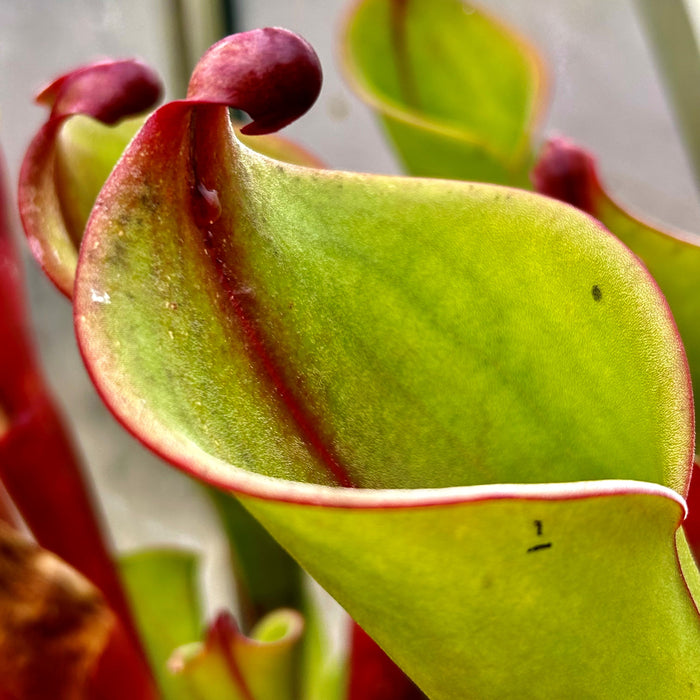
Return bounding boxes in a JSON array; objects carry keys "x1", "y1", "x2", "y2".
[
  {"x1": 36, "y1": 59, "x2": 162, "y2": 125},
  {"x1": 531, "y1": 136, "x2": 599, "y2": 213},
  {"x1": 187, "y1": 28, "x2": 322, "y2": 135}
]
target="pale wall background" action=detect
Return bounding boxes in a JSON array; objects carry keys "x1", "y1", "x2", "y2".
[{"x1": 1, "y1": 0, "x2": 699, "y2": 613}]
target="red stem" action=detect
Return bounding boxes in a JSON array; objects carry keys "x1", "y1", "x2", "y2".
[{"x1": 0, "y1": 395, "x2": 139, "y2": 639}]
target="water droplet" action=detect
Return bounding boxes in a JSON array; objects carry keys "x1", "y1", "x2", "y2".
[
  {"x1": 90, "y1": 289, "x2": 111, "y2": 304},
  {"x1": 192, "y1": 182, "x2": 221, "y2": 228}
]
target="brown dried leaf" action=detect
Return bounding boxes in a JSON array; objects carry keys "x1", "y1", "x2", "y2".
[{"x1": 0, "y1": 523, "x2": 114, "y2": 699}]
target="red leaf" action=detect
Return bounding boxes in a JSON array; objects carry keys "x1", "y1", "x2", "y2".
[
  {"x1": 684, "y1": 463, "x2": 700, "y2": 564},
  {"x1": 1, "y1": 151, "x2": 156, "y2": 697},
  {"x1": 37, "y1": 59, "x2": 162, "y2": 125},
  {"x1": 348, "y1": 623, "x2": 426, "y2": 700},
  {"x1": 530, "y1": 136, "x2": 598, "y2": 213}
]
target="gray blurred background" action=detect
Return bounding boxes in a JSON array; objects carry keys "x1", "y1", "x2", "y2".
[{"x1": 1, "y1": 1, "x2": 699, "y2": 613}]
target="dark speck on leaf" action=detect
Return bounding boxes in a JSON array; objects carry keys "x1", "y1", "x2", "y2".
[
  {"x1": 138, "y1": 191, "x2": 159, "y2": 213},
  {"x1": 592, "y1": 285, "x2": 602, "y2": 301}
]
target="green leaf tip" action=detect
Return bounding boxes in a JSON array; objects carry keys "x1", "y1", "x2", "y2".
[
  {"x1": 341, "y1": 0, "x2": 547, "y2": 183},
  {"x1": 168, "y1": 608, "x2": 304, "y2": 700}
]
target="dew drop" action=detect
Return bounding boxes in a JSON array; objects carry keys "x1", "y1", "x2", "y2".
[
  {"x1": 192, "y1": 182, "x2": 221, "y2": 228},
  {"x1": 91, "y1": 289, "x2": 111, "y2": 304}
]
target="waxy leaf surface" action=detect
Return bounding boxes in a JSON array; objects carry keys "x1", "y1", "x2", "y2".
[
  {"x1": 342, "y1": 0, "x2": 545, "y2": 184},
  {"x1": 76, "y1": 108, "x2": 691, "y2": 493},
  {"x1": 533, "y1": 136, "x2": 700, "y2": 424},
  {"x1": 243, "y1": 484, "x2": 700, "y2": 699},
  {"x1": 73, "y1": 28, "x2": 698, "y2": 698}
]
